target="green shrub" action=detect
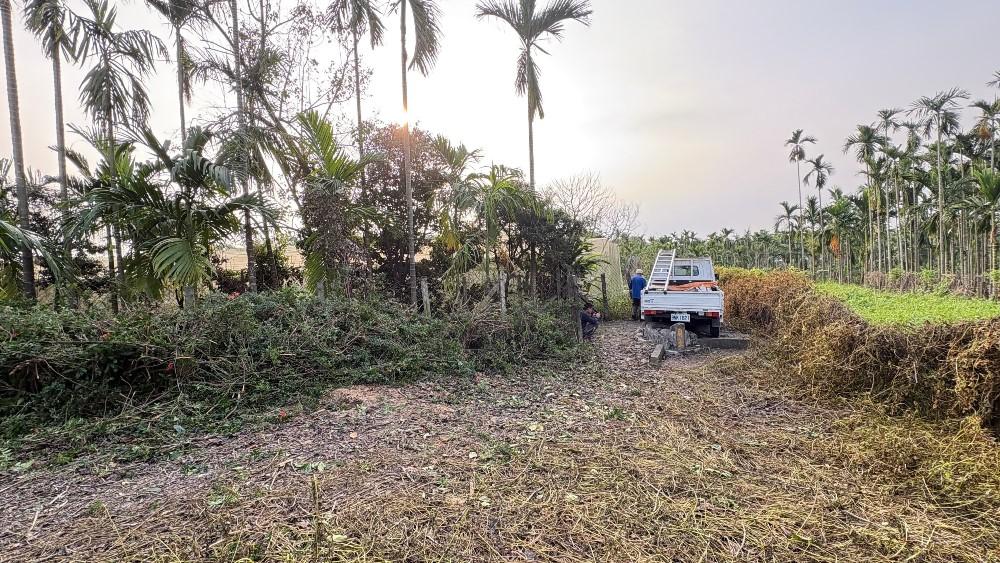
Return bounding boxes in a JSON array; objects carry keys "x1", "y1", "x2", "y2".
[
  {"x1": 888, "y1": 266, "x2": 903, "y2": 283},
  {"x1": 605, "y1": 293, "x2": 632, "y2": 321},
  {"x1": 919, "y1": 267, "x2": 937, "y2": 290}
]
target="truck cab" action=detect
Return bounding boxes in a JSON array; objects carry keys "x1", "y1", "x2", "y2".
[{"x1": 640, "y1": 251, "x2": 724, "y2": 337}]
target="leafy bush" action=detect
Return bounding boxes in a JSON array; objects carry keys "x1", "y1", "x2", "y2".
[
  {"x1": 919, "y1": 267, "x2": 937, "y2": 290},
  {"x1": 0, "y1": 289, "x2": 472, "y2": 455},
  {"x1": 888, "y1": 266, "x2": 903, "y2": 283},
  {"x1": 605, "y1": 293, "x2": 633, "y2": 321}
]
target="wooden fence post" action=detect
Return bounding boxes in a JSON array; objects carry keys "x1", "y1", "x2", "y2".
[
  {"x1": 601, "y1": 273, "x2": 609, "y2": 318},
  {"x1": 420, "y1": 278, "x2": 431, "y2": 316}
]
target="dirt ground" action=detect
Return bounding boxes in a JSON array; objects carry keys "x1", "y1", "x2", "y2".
[{"x1": 1, "y1": 322, "x2": 996, "y2": 562}]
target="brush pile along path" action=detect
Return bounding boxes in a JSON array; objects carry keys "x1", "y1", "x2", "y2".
[{"x1": 0, "y1": 322, "x2": 992, "y2": 562}]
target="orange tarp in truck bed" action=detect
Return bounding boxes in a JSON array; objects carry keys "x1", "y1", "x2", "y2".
[{"x1": 666, "y1": 281, "x2": 720, "y2": 291}]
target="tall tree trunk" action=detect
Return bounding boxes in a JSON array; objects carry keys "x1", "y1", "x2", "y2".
[
  {"x1": 231, "y1": 0, "x2": 257, "y2": 292},
  {"x1": 176, "y1": 29, "x2": 186, "y2": 145},
  {"x1": 113, "y1": 226, "x2": 125, "y2": 297},
  {"x1": 894, "y1": 173, "x2": 904, "y2": 271},
  {"x1": 1, "y1": 0, "x2": 35, "y2": 300},
  {"x1": 400, "y1": 0, "x2": 417, "y2": 304},
  {"x1": 52, "y1": 47, "x2": 67, "y2": 207},
  {"x1": 911, "y1": 182, "x2": 919, "y2": 270},
  {"x1": 818, "y1": 189, "x2": 826, "y2": 279},
  {"x1": 874, "y1": 183, "x2": 882, "y2": 273},
  {"x1": 936, "y1": 117, "x2": 945, "y2": 274},
  {"x1": 183, "y1": 285, "x2": 196, "y2": 308},
  {"x1": 527, "y1": 78, "x2": 536, "y2": 189},
  {"x1": 786, "y1": 218, "x2": 792, "y2": 267},
  {"x1": 991, "y1": 213, "x2": 996, "y2": 298},
  {"x1": 102, "y1": 50, "x2": 120, "y2": 312},
  {"x1": 353, "y1": 27, "x2": 372, "y2": 276},
  {"x1": 105, "y1": 224, "x2": 118, "y2": 313},
  {"x1": 525, "y1": 59, "x2": 539, "y2": 296},
  {"x1": 51, "y1": 42, "x2": 70, "y2": 307},
  {"x1": 796, "y1": 159, "x2": 804, "y2": 268}
]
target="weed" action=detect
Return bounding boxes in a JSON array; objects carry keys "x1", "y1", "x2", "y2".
[
  {"x1": 486, "y1": 441, "x2": 515, "y2": 463},
  {"x1": 604, "y1": 406, "x2": 627, "y2": 421},
  {"x1": 84, "y1": 500, "x2": 106, "y2": 517},
  {"x1": 206, "y1": 484, "x2": 241, "y2": 508}
]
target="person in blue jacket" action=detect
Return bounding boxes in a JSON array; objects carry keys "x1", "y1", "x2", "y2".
[
  {"x1": 580, "y1": 302, "x2": 601, "y2": 340},
  {"x1": 629, "y1": 268, "x2": 647, "y2": 321}
]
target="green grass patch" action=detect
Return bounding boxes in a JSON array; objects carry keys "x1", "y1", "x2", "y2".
[{"x1": 815, "y1": 282, "x2": 1000, "y2": 326}]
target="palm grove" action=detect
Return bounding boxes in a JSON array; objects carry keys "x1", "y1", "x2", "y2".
[
  {"x1": 0, "y1": 0, "x2": 603, "y2": 307},
  {"x1": 623, "y1": 77, "x2": 1000, "y2": 297}
]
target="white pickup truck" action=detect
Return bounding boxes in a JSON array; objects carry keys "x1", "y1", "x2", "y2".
[{"x1": 640, "y1": 250, "x2": 724, "y2": 337}]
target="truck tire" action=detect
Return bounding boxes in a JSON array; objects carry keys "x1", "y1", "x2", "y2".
[{"x1": 709, "y1": 325, "x2": 720, "y2": 338}]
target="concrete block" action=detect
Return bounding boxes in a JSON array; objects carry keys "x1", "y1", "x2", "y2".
[{"x1": 650, "y1": 343, "x2": 665, "y2": 366}]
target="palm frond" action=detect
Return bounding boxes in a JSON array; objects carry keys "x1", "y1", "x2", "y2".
[
  {"x1": 150, "y1": 236, "x2": 212, "y2": 286},
  {"x1": 406, "y1": 0, "x2": 441, "y2": 76},
  {"x1": 529, "y1": 0, "x2": 591, "y2": 42}
]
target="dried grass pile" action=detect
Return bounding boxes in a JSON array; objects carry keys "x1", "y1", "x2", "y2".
[{"x1": 721, "y1": 268, "x2": 1000, "y2": 426}]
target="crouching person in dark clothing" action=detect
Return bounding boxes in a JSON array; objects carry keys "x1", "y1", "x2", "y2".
[{"x1": 581, "y1": 303, "x2": 601, "y2": 340}]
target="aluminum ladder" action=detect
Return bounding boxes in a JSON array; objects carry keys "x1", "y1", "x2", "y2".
[{"x1": 646, "y1": 249, "x2": 676, "y2": 291}]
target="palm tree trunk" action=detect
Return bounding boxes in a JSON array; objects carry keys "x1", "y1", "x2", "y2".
[
  {"x1": 400, "y1": 0, "x2": 417, "y2": 305},
  {"x1": 176, "y1": 29, "x2": 186, "y2": 144},
  {"x1": 936, "y1": 117, "x2": 946, "y2": 274},
  {"x1": 911, "y1": 182, "x2": 919, "y2": 270},
  {"x1": 51, "y1": 43, "x2": 71, "y2": 308},
  {"x1": 991, "y1": 214, "x2": 996, "y2": 298},
  {"x1": 352, "y1": 27, "x2": 372, "y2": 276},
  {"x1": 102, "y1": 51, "x2": 121, "y2": 312},
  {"x1": 1, "y1": 0, "x2": 35, "y2": 300},
  {"x1": 105, "y1": 223, "x2": 118, "y2": 313},
  {"x1": 875, "y1": 184, "x2": 883, "y2": 273},
  {"x1": 786, "y1": 217, "x2": 792, "y2": 267},
  {"x1": 894, "y1": 174, "x2": 904, "y2": 271},
  {"x1": 230, "y1": 0, "x2": 257, "y2": 293},
  {"x1": 527, "y1": 85, "x2": 536, "y2": 190},
  {"x1": 113, "y1": 226, "x2": 125, "y2": 294},
  {"x1": 817, "y1": 191, "x2": 826, "y2": 279},
  {"x1": 52, "y1": 48, "x2": 67, "y2": 205},
  {"x1": 796, "y1": 160, "x2": 804, "y2": 268}
]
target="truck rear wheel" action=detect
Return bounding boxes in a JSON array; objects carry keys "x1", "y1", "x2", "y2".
[{"x1": 709, "y1": 325, "x2": 720, "y2": 338}]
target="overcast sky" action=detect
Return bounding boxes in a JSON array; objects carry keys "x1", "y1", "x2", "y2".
[{"x1": 3, "y1": 0, "x2": 1000, "y2": 236}]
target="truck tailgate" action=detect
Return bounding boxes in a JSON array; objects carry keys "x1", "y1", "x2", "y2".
[{"x1": 641, "y1": 291, "x2": 724, "y2": 313}]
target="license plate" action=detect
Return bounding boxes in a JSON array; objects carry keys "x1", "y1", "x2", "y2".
[{"x1": 670, "y1": 313, "x2": 691, "y2": 322}]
